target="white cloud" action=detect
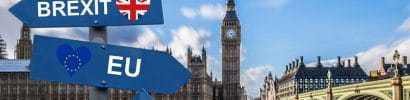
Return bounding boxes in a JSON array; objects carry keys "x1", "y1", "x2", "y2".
[
  {"x1": 305, "y1": 36, "x2": 410, "y2": 72},
  {"x1": 304, "y1": 18, "x2": 410, "y2": 72},
  {"x1": 207, "y1": 55, "x2": 221, "y2": 79},
  {"x1": 199, "y1": 4, "x2": 226, "y2": 20},
  {"x1": 180, "y1": 7, "x2": 197, "y2": 19},
  {"x1": 397, "y1": 17, "x2": 410, "y2": 32},
  {"x1": 306, "y1": 17, "x2": 410, "y2": 72},
  {"x1": 241, "y1": 65, "x2": 274, "y2": 98},
  {"x1": 356, "y1": 37, "x2": 410, "y2": 72},
  {"x1": 180, "y1": 4, "x2": 226, "y2": 20},
  {"x1": 0, "y1": 0, "x2": 19, "y2": 8},
  {"x1": 122, "y1": 27, "x2": 166, "y2": 49},
  {"x1": 117, "y1": 26, "x2": 212, "y2": 67},
  {"x1": 169, "y1": 25, "x2": 212, "y2": 66}
]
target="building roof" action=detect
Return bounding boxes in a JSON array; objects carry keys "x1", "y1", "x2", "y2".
[
  {"x1": 295, "y1": 67, "x2": 368, "y2": 79},
  {"x1": 382, "y1": 64, "x2": 410, "y2": 72},
  {"x1": 228, "y1": 0, "x2": 235, "y2": 5},
  {"x1": 224, "y1": 11, "x2": 239, "y2": 21},
  {"x1": 279, "y1": 66, "x2": 368, "y2": 83},
  {"x1": 0, "y1": 59, "x2": 30, "y2": 72},
  {"x1": 223, "y1": 0, "x2": 239, "y2": 21}
]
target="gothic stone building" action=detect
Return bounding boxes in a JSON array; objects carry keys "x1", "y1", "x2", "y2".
[
  {"x1": 221, "y1": 0, "x2": 243, "y2": 100},
  {"x1": 260, "y1": 56, "x2": 368, "y2": 100},
  {"x1": 259, "y1": 73, "x2": 277, "y2": 100},
  {"x1": 152, "y1": 47, "x2": 247, "y2": 100},
  {"x1": 15, "y1": 24, "x2": 32, "y2": 60},
  {"x1": 151, "y1": 47, "x2": 214, "y2": 100},
  {"x1": 152, "y1": 0, "x2": 247, "y2": 100}
]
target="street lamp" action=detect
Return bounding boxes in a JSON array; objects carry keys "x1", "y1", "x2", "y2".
[{"x1": 393, "y1": 50, "x2": 400, "y2": 77}]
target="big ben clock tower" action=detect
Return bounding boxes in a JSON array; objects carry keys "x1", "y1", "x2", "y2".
[{"x1": 221, "y1": 0, "x2": 241, "y2": 100}]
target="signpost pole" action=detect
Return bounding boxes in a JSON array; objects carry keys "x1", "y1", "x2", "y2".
[{"x1": 89, "y1": 26, "x2": 109, "y2": 100}]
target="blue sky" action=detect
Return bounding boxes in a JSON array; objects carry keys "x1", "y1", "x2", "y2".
[{"x1": 2, "y1": 0, "x2": 410, "y2": 98}]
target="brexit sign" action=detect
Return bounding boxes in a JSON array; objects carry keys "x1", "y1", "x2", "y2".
[
  {"x1": 9, "y1": 0, "x2": 163, "y2": 28},
  {"x1": 30, "y1": 35, "x2": 192, "y2": 94}
]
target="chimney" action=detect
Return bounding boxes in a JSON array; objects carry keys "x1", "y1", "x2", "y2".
[
  {"x1": 300, "y1": 56, "x2": 305, "y2": 68},
  {"x1": 354, "y1": 56, "x2": 360, "y2": 67},
  {"x1": 337, "y1": 56, "x2": 342, "y2": 67},
  {"x1": 317, "y1": 56, "x2": 323, "y2": 67},
  {"x1": 381, "y1": 57, "x2": 385, "y2": 66},
  {"x1": 295, "y1": 59, "x2": 299, "y2": 68},
  {"x1": 403, "y1": 56, "x2": 407, "y2": 65},
  {"x1": 292, "y1": 61, "x2": 296, "y2": 68},
  {"x1": 289, "y1": 63, "x2": 292, "y2": 69},
  {"x1": 288, "y1": 63, "x2": 292, "y2": 72},
  {"x1": 285, "y1": 65, "x2": 289, "y2": 72},
  {"x1": 347, "y1": 59, "x2": 352, "y2": 67}
]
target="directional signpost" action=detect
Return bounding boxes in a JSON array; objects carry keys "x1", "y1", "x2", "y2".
[
  {"x1": 9, "y1": 0, "x2": 164, "y2": 27},
  {"x1": 31, "y1": 35, "x2": 192, "y2": 96},
  {"x1": 9, "y1": 0, "x2": 192, "y2": 99}
]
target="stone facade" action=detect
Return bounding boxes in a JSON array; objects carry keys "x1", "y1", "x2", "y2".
[
  {"x1": 151, "y1": 0, "x2": 247, "y2": 100},
  {"x1": 0, "y1": 33, "x2": 7, "y2": 59},
  {"x1": 15, "y1": 24, "x2": 32, "y2": 60},
  {"x1": 221, "y1": 0, "x2": 242, "y2": 100},
  {"x1": 259, "y1": 56, "x2": 368, "y2": 100},
  {"x1": 259, "y1": 73, "x2": 277, "y2": 100},
  {"x1": 151, "y1": 47, "x2": 214, "y2": 100}
]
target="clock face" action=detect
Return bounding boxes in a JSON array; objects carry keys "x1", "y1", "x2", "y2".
[{"x1": 226, "y1": 29, "x2": 236, "y2": 39}]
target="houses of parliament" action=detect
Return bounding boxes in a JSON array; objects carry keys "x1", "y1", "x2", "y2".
[{"x1": 0, "y1": 0, "x2": 247, "y2": 100}]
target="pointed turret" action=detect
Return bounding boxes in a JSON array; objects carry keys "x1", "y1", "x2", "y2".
[
  {"x1": 202, "y1": 46, "x2": 207, "y2": 61},
  {"x1": 15, "y1": 24, "x2": 32, "y2": 59},
  {"x1": 0, "y1": 34, "x2": 7, "y2": 59},
  {"x1": 224, "y1": 0, "x2": 239, "y2": 21},
  {"x1": 187, "y1": 47, "x2": 192, "y2": 64},
  {"x1": 166, "y1": 46, "x2": 169, "y2": 53}
]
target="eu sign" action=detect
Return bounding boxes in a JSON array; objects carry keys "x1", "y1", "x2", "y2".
[
  {"x1": 30, "y1": 35, "x2": 192, "y2": 94},
  {"x1": 9, "y1": 0, "x2": 163, "y2": 28}
]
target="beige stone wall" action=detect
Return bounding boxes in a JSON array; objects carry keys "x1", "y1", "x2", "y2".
[{"x1": 0, "y1": 72, "x2": 140, "y2": 100}]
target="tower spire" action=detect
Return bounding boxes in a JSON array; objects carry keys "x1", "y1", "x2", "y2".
[
  {"x1": 15, "y1": 24, "x2": 32, "y2": 59},
  {"x1": 228, "y1": 0, "x2": 235, "y2": 5},
  {"x1": 224, "y1": 0, "x2": 239, "y2": 21},
  {"x1": 222, "y1": 0, "x2": 242, "y2": 99},
  {"x1": 20, "y1": 24, "x2": 31, "y2": 40},
  {"x1": 0, "y1": 34, "x2": 7, "y2": 59}
]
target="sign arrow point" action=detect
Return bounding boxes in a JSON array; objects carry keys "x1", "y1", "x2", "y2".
[{"x1": 133, "y1": 88, "x2": 153, "y2": 100}]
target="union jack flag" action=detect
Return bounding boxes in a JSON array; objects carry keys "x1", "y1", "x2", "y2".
[{"x1": 116, "y1": 0, "x2": 151, "y2": 22}]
